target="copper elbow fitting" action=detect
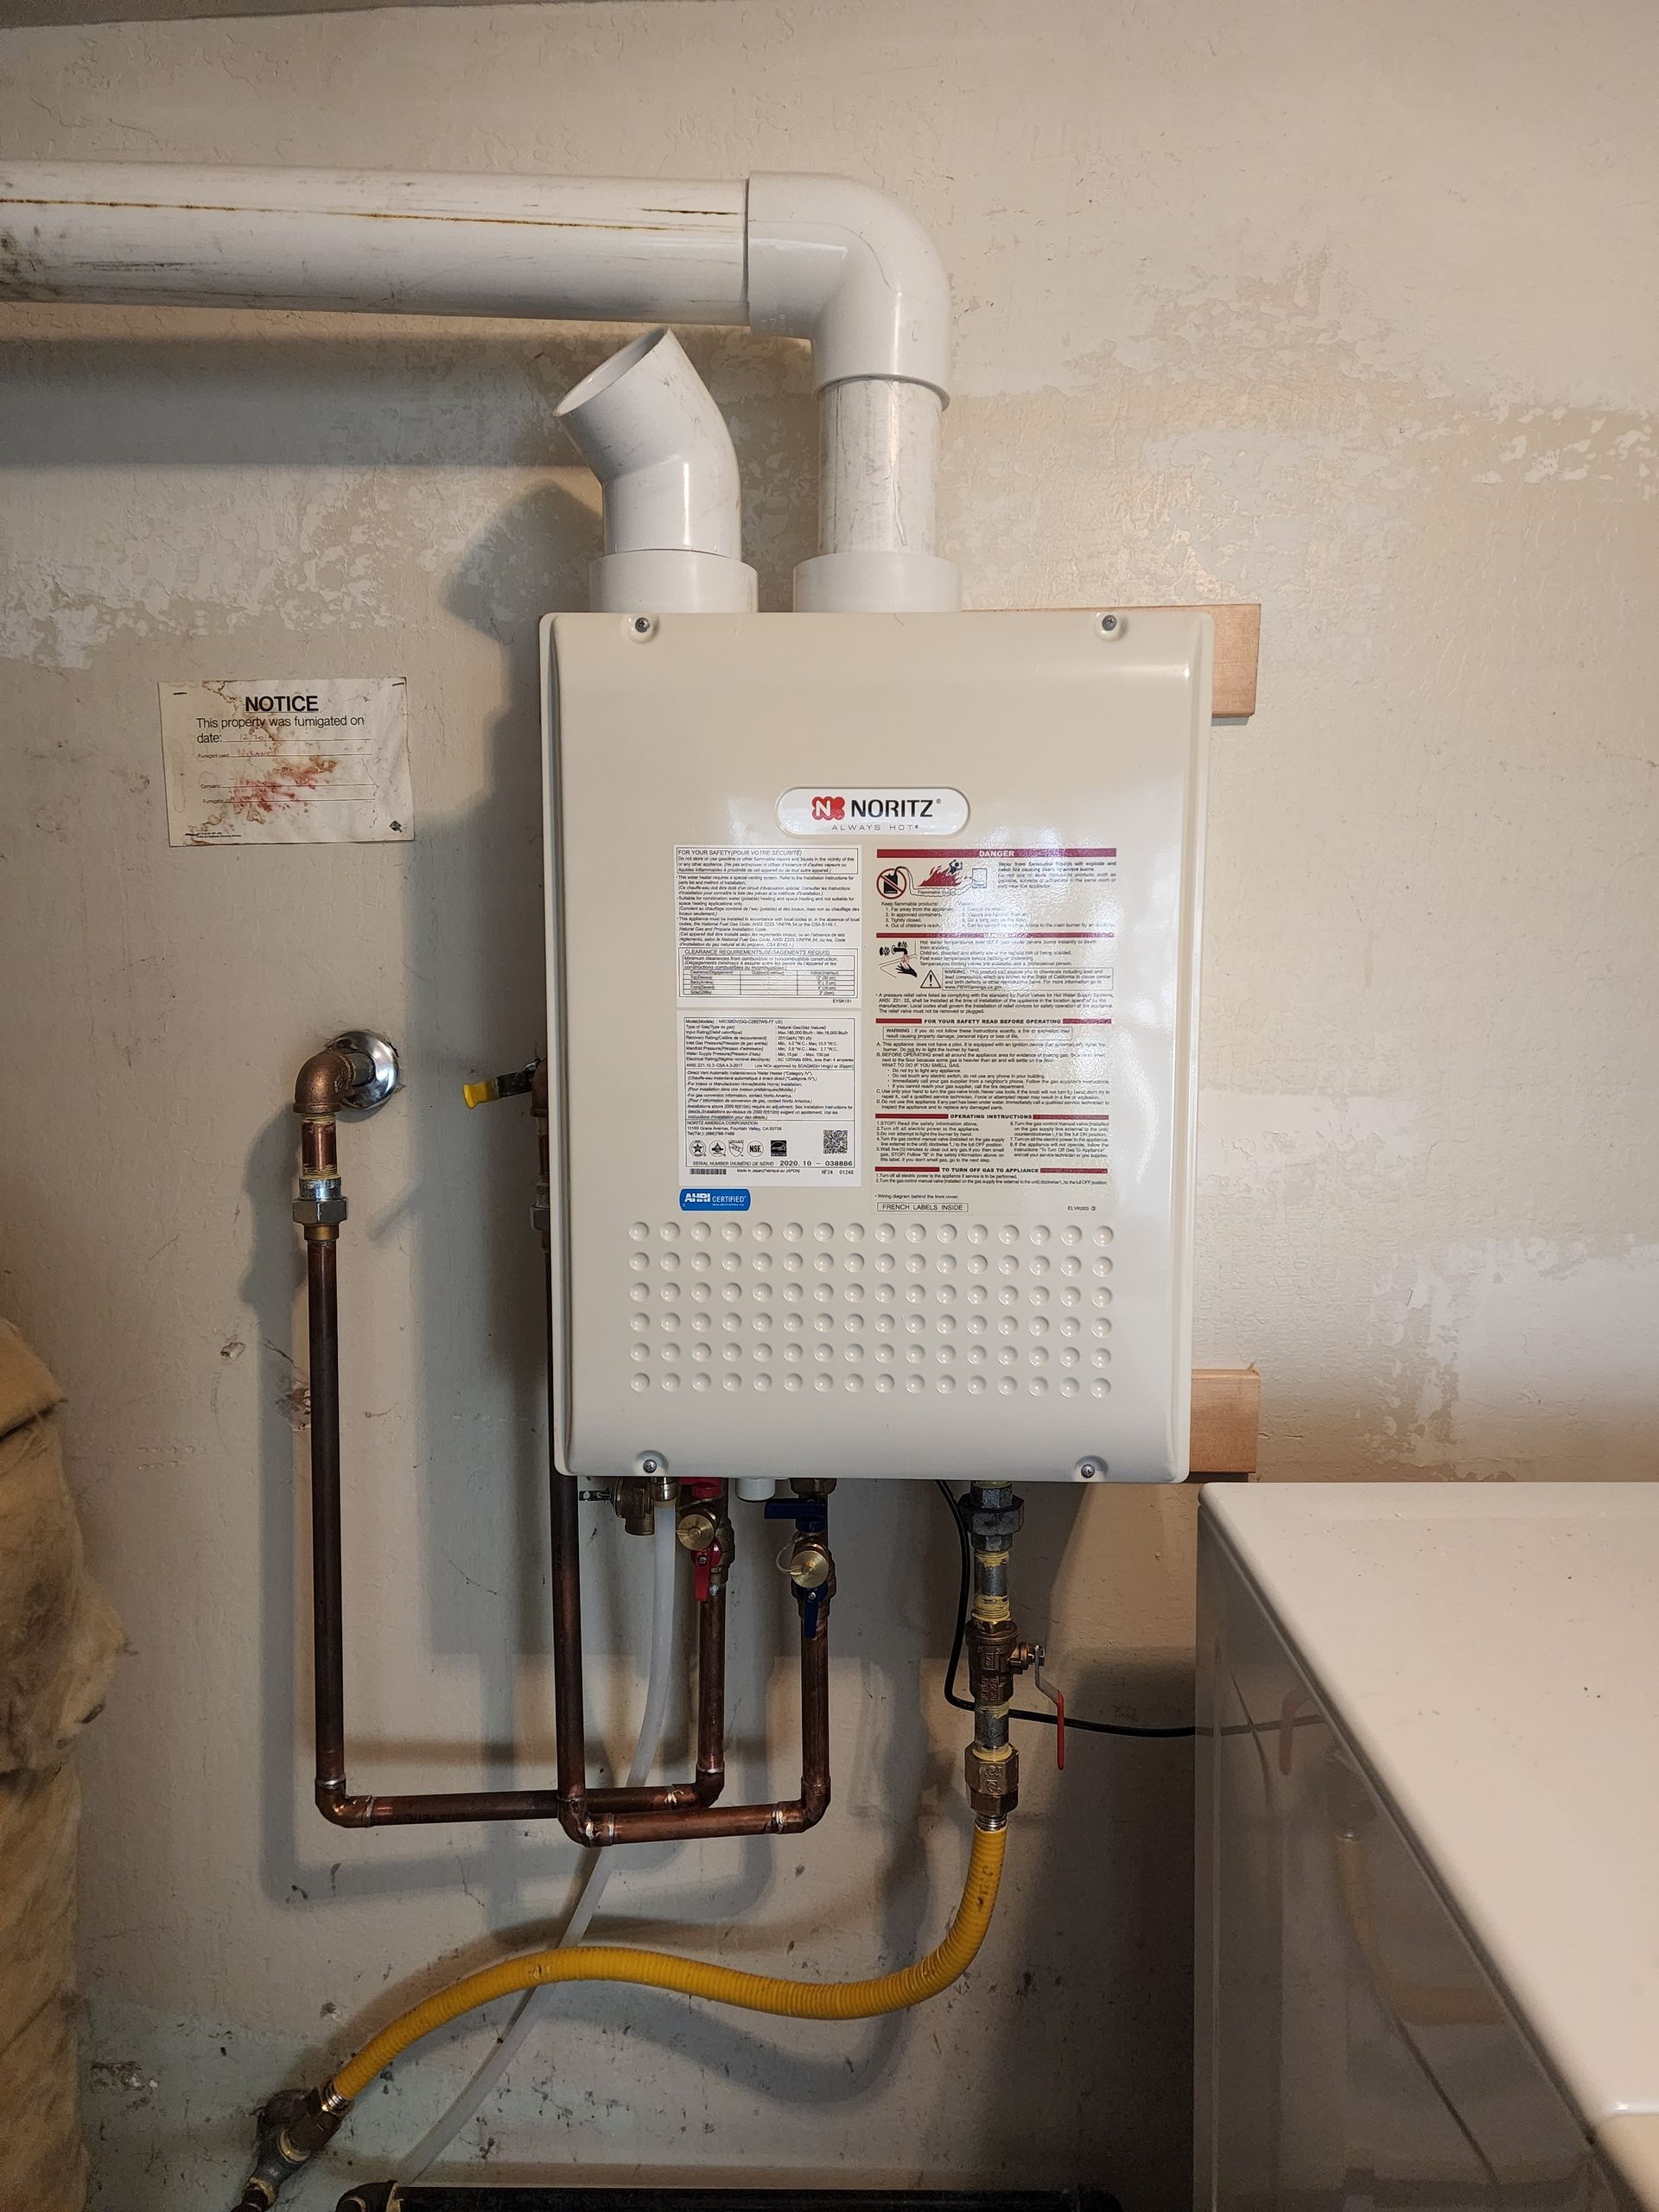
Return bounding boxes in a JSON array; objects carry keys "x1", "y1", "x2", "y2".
[{"x1": 294, "y1": 1047, "x2": 357, "y2": 1119}]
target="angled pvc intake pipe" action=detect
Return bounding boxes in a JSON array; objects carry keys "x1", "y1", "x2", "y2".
[{"x1": 556, "y1": 327, "x2": 757, "y2": 613}]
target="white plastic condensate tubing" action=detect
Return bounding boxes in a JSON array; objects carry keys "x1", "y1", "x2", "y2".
[{"x1": 397, "y1": 1505, "x2": 683, "y2": 2179}]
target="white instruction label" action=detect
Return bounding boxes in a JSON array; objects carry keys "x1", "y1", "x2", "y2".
[
  {"x1": 676, "y1": 846, "x2": 861, "y2": 1182},
  {"x1": 872, "y1": 846, "x2": 1116, "y2": 1193},
  {"x1": 679, "y1": 1011, "x2": 858, "y2": 1183},
  {"x1": 158, "y1": 677, "x2": 412, "y2": 847}
]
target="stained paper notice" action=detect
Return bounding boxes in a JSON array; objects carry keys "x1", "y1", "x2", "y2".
[
  {"x1": 676, "y1": 847, "x2": 861, "y2": 1183},
  {"x1": 158, "y1": 678, "x2": 412, "y2": 846},
  {"x1": 873, "y1": 847, "x2": 1116, "y2": 1192}
]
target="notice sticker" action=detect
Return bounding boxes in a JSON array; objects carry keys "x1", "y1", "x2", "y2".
[{"x1": 158, "y1": 677, "x2": 412, "y2": 846}]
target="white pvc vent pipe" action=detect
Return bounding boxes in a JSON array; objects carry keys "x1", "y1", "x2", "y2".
[
  {"x1": 804, "y1": 378, "x2": 949, "y2": 613},
  {"x1": 0, "y1": 160, "x2": 958, "y2": 613},
  {"x1": 556, "y1": 328, "x2": 757, "y2": 613},
  {"x1": 0, "y1": 165, "x2": 749, "y2": 321}
]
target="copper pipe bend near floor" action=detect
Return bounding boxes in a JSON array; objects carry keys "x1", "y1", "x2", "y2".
[
  {"x1": 298, "y1": 1064, "x2": 586, "y2": 1831},
  {"x1": 557, "y1": 1617, "x2": 830, "y2": 1847}
]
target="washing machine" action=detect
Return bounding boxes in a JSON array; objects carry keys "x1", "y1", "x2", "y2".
[{"x1": 1197, "y1": 1483, "x2": 1659, "y2": 2212}]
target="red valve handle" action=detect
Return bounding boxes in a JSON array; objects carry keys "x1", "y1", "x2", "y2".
[{"x1": 694, "y1": 1540, "x2": 723, "y2": 1605}]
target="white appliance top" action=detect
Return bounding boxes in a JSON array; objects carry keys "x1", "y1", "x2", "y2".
[{"x1": 1205, "y1": 1483, "x2": 1659, "y2": 2145}]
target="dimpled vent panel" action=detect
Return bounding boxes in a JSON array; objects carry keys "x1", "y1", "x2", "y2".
[{"x1": 623, "y1": 1217, "x2": 1114, "y2": 1399}]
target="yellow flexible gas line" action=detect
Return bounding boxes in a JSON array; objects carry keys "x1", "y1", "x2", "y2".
[{"x1": 331, "y1": 1822, "x2": 1005, "y2": 2103}]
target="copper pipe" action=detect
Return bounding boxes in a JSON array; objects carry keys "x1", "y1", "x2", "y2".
[
  {"x1": 319, "y1": 1783, "x2": 567, "y2": 1828},
  {"x1": 296, "y1": 1048, "x2": 824, "y2": 1836},
  {"x1": 547, "y1": 1454, "x2": 588, "y2": 1808},
  {"x1": 300, "y1": 1072, "x2": 575, "y2": 1831},
  {"x1": 308, "y1": 1236, "x2": 346, "y2": 1801},
  {"x1": 695, "y1": 1586, "x2": 727, "y2": 1796},
  {"x1": 545, "y1": 1464, "x2": 734, "y2": 1832},
  {"x1": 303, "y1": 1154, "x2": 705, "y2": 1831},
  {"x1": 563, "y1": 1618, "x2": 830, "y2": 1847},
  {"x1": 301, "y1": 1120, "x2": 335, "y2": 1179},
  {"x1": 544, "y1": 1292, "x2": 829, "y2": 1846},
  {"x1": 563, "y1": 1589, "x2": 727, "y2": 1815},
  {"x1": 305, "y1": 1207, "x2": 575, "y2": 1829}
]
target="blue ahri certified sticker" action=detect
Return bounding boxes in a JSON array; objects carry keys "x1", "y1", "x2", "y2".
[{"x1": 679, "y1": 1186, "x2": 751, "y2": 1212}]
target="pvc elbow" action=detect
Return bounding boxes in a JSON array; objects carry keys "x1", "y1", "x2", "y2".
[
  {"x1": 556, "y1": 327, "x2": 757, "y2": 613},
  {"x1": 746, "y1": 174, "x2": 951, "y2": 398}
]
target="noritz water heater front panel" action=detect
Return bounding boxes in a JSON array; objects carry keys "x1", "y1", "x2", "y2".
[{"x1": 542, "y1": 610, "x2": 1210, "y2": 1483}]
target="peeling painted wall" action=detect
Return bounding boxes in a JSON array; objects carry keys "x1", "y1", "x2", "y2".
[{"x1": 0, "y1": 3, "x2": 1655, "y2": 2209}]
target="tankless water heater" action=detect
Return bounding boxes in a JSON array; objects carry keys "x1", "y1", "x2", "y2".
[{"x1": 542, "y1": 609, "x2": 1210, "y2": 1483}]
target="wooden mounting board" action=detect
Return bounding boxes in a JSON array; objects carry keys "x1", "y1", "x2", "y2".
[
  {"x1": 1191, "y1": 1366, "x2": 1260, "y2": 1479},
  {"x1": 1137, "y1": 603, "x2": 1260, "y2": 720},
  {"x1": 995, "y1": 603, "x2": 1259, "y2": 716}
]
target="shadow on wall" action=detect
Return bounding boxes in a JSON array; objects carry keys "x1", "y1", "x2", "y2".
[
  {"x1": 3, "y1": 317, "x2": 1196, "y2": 2203},
  {"x1": 133, "y1": 324, "x2": 809, "y2": 1931}
]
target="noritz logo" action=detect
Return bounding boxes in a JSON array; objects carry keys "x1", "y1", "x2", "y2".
[{"x1": 779, "y1": 787, "x2": 969, "y2": 836}]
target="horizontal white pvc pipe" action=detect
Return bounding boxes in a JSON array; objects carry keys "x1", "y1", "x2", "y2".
[
  {"x1": 0, "y1": 162, "x2": 747, "y2": 322},
  {"x1": 0, "y1": 159, "x2": 959, "y2": 610}
]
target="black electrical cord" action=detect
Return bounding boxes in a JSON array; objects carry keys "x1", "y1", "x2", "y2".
[{"x1": 936, "y1": 1480, "x2": 1198, "y2": 1741}]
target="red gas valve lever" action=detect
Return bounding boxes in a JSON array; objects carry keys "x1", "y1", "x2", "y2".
[
  {"x1": 694, "y1": 1539, "x2": 723, "y2": 1605},
  {"x1": 1034, "y1": 1656, "x2": 1065, "y2": 1770}
]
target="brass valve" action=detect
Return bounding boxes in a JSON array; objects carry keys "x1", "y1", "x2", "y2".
[
  {"x1": 707, "y1": 1517, "x2": 735, "y2": 1588},
  {"x1": 786, "y1": 1536, "x2": 833, "y2": 1592},
  {"x1": 612, "y1": 1473, "x2": 677, "y2": 1535},
  {"x1": 677, "y1": 1503, "x2": 720, "y2": 1553}
]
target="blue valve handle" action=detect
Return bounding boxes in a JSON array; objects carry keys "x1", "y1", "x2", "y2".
[
  {"x1": 763, "y1": 1499, "x2": 828, "y2": 1531},
  {"x1": 765, "y1": 1499, "x2": 830, "y2": 1636}
]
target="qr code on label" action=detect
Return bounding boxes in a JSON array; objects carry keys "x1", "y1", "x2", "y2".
[{"x1": 822, "y1": 1128, "x2": 849, "y2": 1156}]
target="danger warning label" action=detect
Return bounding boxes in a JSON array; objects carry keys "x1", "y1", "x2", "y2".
[{"x1": 872, "y1": 847, "x2": 1116, "y2": 1193}]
